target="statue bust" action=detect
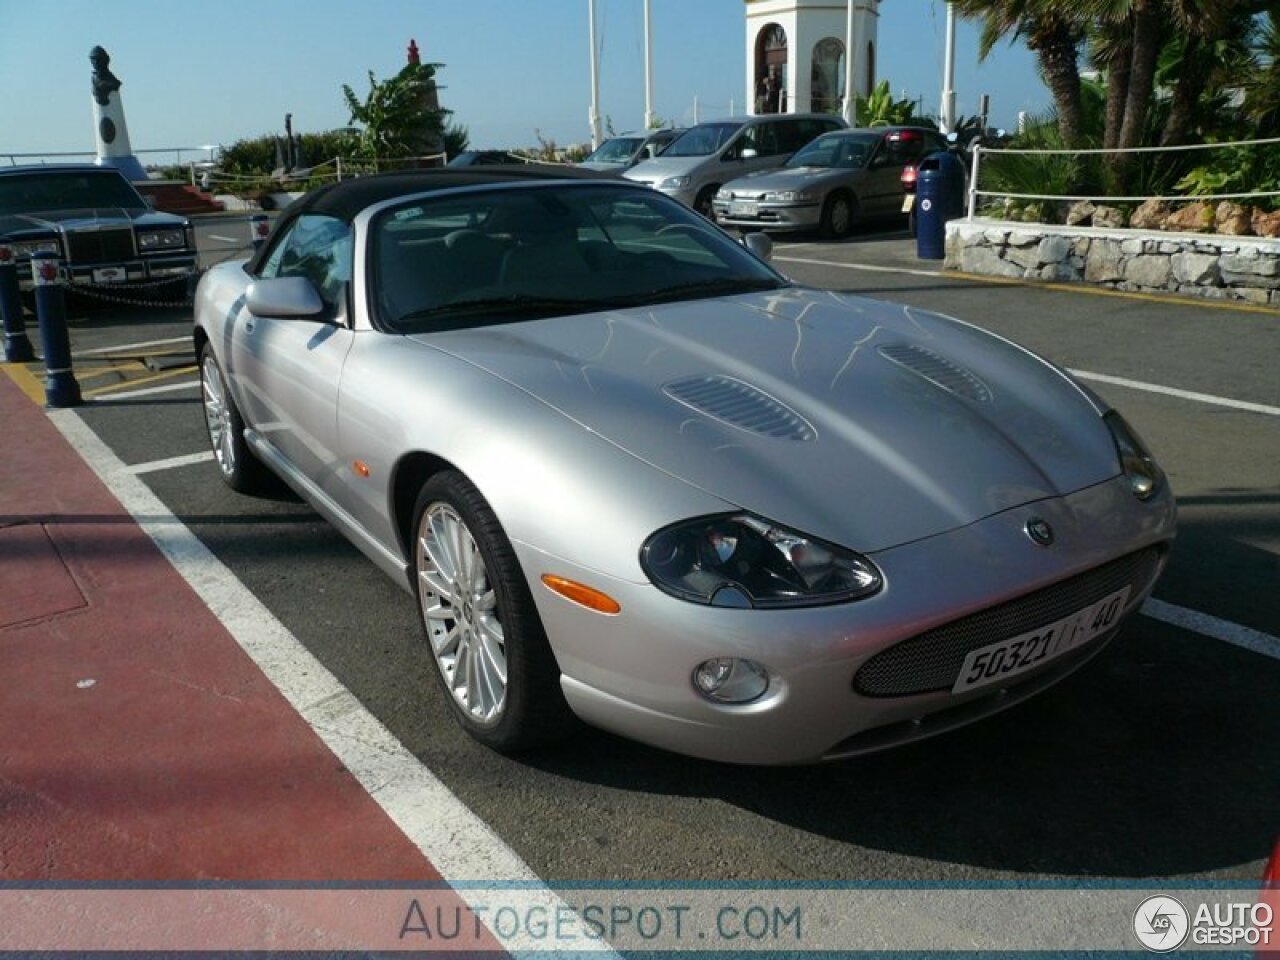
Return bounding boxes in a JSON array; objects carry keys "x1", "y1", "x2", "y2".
[{"x1": 90, "y1": 46, "x2": 121, "y2": 107}]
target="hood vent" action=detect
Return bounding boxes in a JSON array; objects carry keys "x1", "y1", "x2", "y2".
[
  {"x1": 878, "y1": 343, "x2": 992, "y2": 403},
  {"x1": 664, "y1": 375, "x2": 816, "y2": 441}
]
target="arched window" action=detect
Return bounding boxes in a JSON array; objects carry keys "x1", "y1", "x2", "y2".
[
  {"x1": 810, "y1": 37, "x2": 845, "y2": 114},
  {"x1": 754, "y1": 23, "x2": 788, "y2": 114}
]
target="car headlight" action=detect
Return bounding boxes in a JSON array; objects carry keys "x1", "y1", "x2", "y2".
[
  {"x1": 1104, "y1": 411, "x2": 1164, "y2": 500},
  {"x1": 137, "y1": 228, "x2": 186, "y2": 250},
  {"x1": 762, "y1": 190, "x2": 814, "y2": 203},
  {"x1": 641, "y1": 514, "x2": 882, "y2": 608},
  {"x1": 659, "y1": 176, "x2": 692, "y2": 189},
  {"x1": 715, "y1": 188, "x2": 732, "y2": 200},
  {"x1": 12, "y1": 239, "x2": 60, "y2": 258}
]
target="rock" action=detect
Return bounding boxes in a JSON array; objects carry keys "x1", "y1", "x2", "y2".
[
  {"x1": 1124, "y1": 254, "x2": 1172, "y2": 288},
  {"x1": 1165, "y1": 201, "x2": 1215, "y2": 233},
  {"x1": 1171, "y1": 252, "x2": 1220, "y2": 286},
  {"x1": 982, "y1": 228, "x2": 1011, "y2": 246},
  {"x1": 1120, "y1": 238, "x2": 1145, "y2": 255},
  {"x1": 960, "y1": 245, "x2": 1023, "y2": 279},
  {"x1": 1231, "y1": 287, "x2": 1272, "y2": 304},
  {"x1": 1073, "y1": 237, "x2": 1092, "y2": 257},
  {"x1": 1224, "y1": 271, "x2": 1280, "y2": 290},
  {"x1": 1221, "y1": 253, "x2": 1280, "y2": 277},
  {"x1": 1092, "y1": 205, "x2": 1127, "y2": 229},
  {"x1": 1130, "y1": 198, "x2": 1172, "y2": 231},
  {"x1": 1039, "y1": 262, "x2": 1079, "y2": 283},
  {"x1": 1005, "y1": 244, "x2": 1042, "y2": 270},
  {"x1": 1037, "y1": 235, "x2": 1073, "y2": 265},
  {"x1": 1252, "y1": 208, "x2": 1280, "y2": 238},
  {"x1": 1006, "y1": 230, "x2": 1039, "y2": 248},
  {"x1": 1065, "y1": 200, "x2": 1096, "y2": 226},
  {"x1": 1216, "y1": 202, "x2": 1253, "y2": 236},
  {"x1": 1084, "y1": 246, "x2": 1125, "y2": 283}
]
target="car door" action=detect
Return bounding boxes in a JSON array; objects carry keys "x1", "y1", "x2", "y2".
[
  {"x1": 863, "y1": 134, "x2": 914, "y2": 215},
  {"x1": 229, "y1": 213, "x2": 355, "y2": 492}
]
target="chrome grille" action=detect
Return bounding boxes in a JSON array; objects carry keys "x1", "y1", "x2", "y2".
[
  {"x1": 64, "y1": 227, "x2": 135, "y2": 265},
  {"x1": 663, "y1": 375, "x2": 816, "y2": 441},
  {"x1": 853, "y1": 548, "x2": 1162, "y2": 697},
  {"x1": 878, "y1": 342, "x2": 992, "y2": 403}
]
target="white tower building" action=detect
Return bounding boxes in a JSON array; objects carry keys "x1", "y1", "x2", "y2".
[{"x1": 744, "y1": 0, "x2": 880, "y2": 118}]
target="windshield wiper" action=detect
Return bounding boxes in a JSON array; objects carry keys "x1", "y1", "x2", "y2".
[
  {"x1": 397, "y1": 294, "x2": 624, "y2": 326},
  {"x1": 640, "y1": 276, "x2": 785, "y2": 305}
]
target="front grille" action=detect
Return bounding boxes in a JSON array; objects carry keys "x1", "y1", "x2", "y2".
[
  {"x1": 853, "y1": 547, "x2": 1162, "y2": 697},
  {"x1": 64, "y1": 227, "x2": 135, "y2": 265}
]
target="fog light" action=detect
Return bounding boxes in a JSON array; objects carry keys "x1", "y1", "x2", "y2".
[{"x1": 693, "y1": 657, "x2": 769, "y2": 704}]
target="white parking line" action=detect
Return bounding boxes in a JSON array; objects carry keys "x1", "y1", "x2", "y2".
[
  {"x1": 47, "y1": 408, "x2": 619, "y2": 958},
  {"x1": 121, "y1": 451, "x2": 215, "y2": 475},
  {"x1": 75, "y1": 336, "x2": 191, "y2": 357},
  {"x1": 102, "y1": 380, "x2": 202, "y2": 401},
  {"x1": 1067, "y1": 369, "x2": 1280, "y2": 417},
  {"x1": 1143, "y1": 598, "x2": 1280, "y2": 661},
  {"x1": 208, "y1": 234, "x2": 240, "y2": 243}
]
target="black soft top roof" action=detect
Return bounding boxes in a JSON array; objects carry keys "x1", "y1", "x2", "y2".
[{"x1": 290, "y1": 165, "x2": 611, "y2": 222}]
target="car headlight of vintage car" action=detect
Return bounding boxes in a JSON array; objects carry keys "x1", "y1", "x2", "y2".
[
  {"x1": 641, "y1": 514, "x2": 882, "y2": 608},
  {"x1": 762, "y1": 190, "x2": 814, "y2": 203},
  {"x1": 659, "y1": 175, "x2": 692, "y2": 189},
  {"x1": 1104, "y1": 410, "x2": 1164, "y2": 500},
  {"x1": 137, "y1": 228, "x2": 187, "y2": 250},
  {"x1": 12, "y1": 239, "x2": 60, "y2": 258}
]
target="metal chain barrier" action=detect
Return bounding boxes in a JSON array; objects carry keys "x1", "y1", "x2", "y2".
[{"x1": 66, "y1": 272, "x2": 200, "y2": 309}]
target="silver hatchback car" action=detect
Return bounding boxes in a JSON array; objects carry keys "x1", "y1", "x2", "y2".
[{"x1": 714, "y1": 126, "x2": 950, "y2": 238}]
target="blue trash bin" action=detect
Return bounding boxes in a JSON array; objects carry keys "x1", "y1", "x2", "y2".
[{"x1": 915, "y1": 150, "x2": 966, "y2": 260}]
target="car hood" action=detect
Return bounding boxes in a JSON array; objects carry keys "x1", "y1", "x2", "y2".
[
  {"x1": 723, "y1": 166, "x2": 855, "y2": 194},
  {"x1": 0, "y1": 207, "x2": 178, "y2": 235},
  {"x1": 623, "y1": 156, "x2": 706, "y2": 183},
  {"x1": 410, "y1": 289, "x2": 1118, "y2": 553}
]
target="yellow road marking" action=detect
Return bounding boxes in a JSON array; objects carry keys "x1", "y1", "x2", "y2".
[
  {"x1": 1, "y1": 363, "x2": 46, "y2": 405},
  {"x1": 83, "y1": 364, "x2": 198, "y2": 399},
  {"x1": 945, "y1": 270, "x2": 1280, "y2": 316}
]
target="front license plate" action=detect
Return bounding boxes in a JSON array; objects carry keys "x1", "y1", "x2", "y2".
[
  {"x1": 901, "y1": 194, "x2": 915, "y2": 213},
  {"x1": 952, "y1": 587, "x2": 1131, "y2": 693},
  {"x1": 729, "y1": 201, "x2": 758, "y2": 217},
  {"x1": 93, "y1": 266, "x2": 126, "y2": 283}
]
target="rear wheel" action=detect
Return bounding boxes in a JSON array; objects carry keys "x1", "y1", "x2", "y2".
[
  {"x1": 412, "y1": 471, "x2": 573, "y2": 752},
  {"x1": 200, "y1": 344, "x2": 271, "y2": 493},
  {"x1": 819, "y1": 191, "x2": 855, "y2": 240},
  {"x1": 693, "y1": 185, "x2": 719, "y2": 219}
]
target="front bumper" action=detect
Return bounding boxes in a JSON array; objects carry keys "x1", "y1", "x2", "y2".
[
  {"x1": 16, "y1": 254, "x2": 198, "y2": 292},
  {"x1": 713, "y1": 199, "x2": 822, "y2": 232},
  {"x1": 520, "y1": 474, "x2": 1176, "y2": 765}
]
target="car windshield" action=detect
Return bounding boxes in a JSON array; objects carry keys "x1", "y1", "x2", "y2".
[
  {"x1": 0, "y1": 170, "x2": 146, "y2": 215},
  {"x1": 787, "y1": 133, "x2": 880, "y2": 169},
  {"x1": 374, "y1": 183, "x2": 786, "y2": 333},
  {"x1": 583, "y1": 138, "x2": 644, "y2": 164},
  {"x1": 661, "y1": 123, "x2": 741, "y2": 157}
]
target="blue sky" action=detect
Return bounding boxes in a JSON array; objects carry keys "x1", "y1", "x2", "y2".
[{"x1": 0, "y1": 0, "x2": 1048, "y2": 157}]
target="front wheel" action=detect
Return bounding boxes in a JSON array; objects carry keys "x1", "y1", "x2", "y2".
[
  {"x1": 819, "y1": 191, "x2": 856, "y2": 240},
  {"x1": 693, "y1": 185, "x2": 719, "y2": 219},
  {"x1": 200, "y1": 344, "x2": 271, "y2": 493},
  {"x1": 412, "y1": 471, "x2": 573, "y2": 752}
]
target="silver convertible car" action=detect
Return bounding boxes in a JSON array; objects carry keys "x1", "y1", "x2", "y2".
[{"x1": 194, "y1": 168, "x2": 1175, "y2": 765}]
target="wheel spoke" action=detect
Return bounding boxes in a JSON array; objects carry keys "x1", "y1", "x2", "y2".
[{"x1": 477, "y1": 617, "x2": 508, "y2": 686}]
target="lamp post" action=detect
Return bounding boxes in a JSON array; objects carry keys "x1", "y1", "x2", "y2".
[
  {"x1": 643, "y1": 0, "x2": 656, "y2": 129},
  {"x1": 940, "y1": 2, "x2": 957, "y2": 134},
  {"x1": 588, "y1": 0, "x2": 603, "y2": 149}
]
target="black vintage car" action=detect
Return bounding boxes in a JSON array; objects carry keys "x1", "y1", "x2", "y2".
[{"x1": 0, "y1": 164, "x2": 198, "y2": 296}]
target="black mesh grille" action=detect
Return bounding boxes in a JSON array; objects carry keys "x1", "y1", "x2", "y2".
[
  {"x1": 65, "y1": 228, "x2": 135, "y2": 265},
  {"x1": 854, "y1": 548, "x2": 1162, "y2": 697},
  {"x1": 664, "y1": 375, "x2": 816, "y2": 441}
]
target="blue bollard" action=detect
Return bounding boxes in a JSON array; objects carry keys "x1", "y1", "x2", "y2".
[
  {"x1": 0, "y1": 244, "x2": 35, "y2": 363},
  {"x1": 250, "y1": 214, "x2": 270, "y2": 252},
  {"x1": 30, "y1": 251, "x2": 82, "y2": 408}
]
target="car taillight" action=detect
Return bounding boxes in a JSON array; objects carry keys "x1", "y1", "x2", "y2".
[{"x1": 901, "y1": 166, "x2": 918, "y2": 191}]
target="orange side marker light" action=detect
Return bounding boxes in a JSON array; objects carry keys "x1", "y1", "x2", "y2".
[
  {"x1": 353, "y1": 460, "x2": 371, "y2": 478},
  {"x1": 541, "y1": 575, "x2": 622, "y2": 615}
]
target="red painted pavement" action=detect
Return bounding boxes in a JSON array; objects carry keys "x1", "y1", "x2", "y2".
[{"x1": 0, "y1": 371, "x2": 442, "y2": 883}]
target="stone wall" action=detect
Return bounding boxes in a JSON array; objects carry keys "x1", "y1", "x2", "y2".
[{"x1": 945, "y1": 218, "x2": 1280, "y2": 307}]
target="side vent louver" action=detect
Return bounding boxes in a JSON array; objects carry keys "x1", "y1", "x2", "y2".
[
  {"x1": 878, "y1": 343, "x2": 993, "y2": 403},
  {"x1": 664, "y1": 375, "x2": 816, "y2": 441}
]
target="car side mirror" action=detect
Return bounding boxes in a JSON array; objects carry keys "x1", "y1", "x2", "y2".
[
  {"x1": 245, "y1": 276, "x2": 326, "y2": 318},
  {"x1": 741, "y1": 148, "x2": 759, "y2": 160},
  {"x1": 742, "y1": 232, "x2": 773, "y2": 263}
]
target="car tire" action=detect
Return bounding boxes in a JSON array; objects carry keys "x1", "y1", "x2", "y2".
[
  {"x1": 412, "y1": 471, "x2": 573, "y2": 753},
  {"x1": 694, "y1": 185, "x2": 719, "y2": 219},
  {"x1": 199, "y1": 344, "x2": 272, "y2": 494},
  {"x1": 819, "y1": 190, "x2": 856, "y2": 240}
]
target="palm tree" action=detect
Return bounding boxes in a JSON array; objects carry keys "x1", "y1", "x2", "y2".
[{"x1": 953, "y1": 0, "x2": 1089, "y2": 148}]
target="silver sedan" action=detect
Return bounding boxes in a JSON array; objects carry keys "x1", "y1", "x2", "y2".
[
  {"x1": 194, "y1": 169, "x2": 1175, "y2": 764},
  {"x1": 714, "y1": 127, "x2": 948, "y2": 238}
]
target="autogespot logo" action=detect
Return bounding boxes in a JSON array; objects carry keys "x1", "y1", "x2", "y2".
[{"x1": 1133, "y1": 895, "x2": 1190, "y2": 952}]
